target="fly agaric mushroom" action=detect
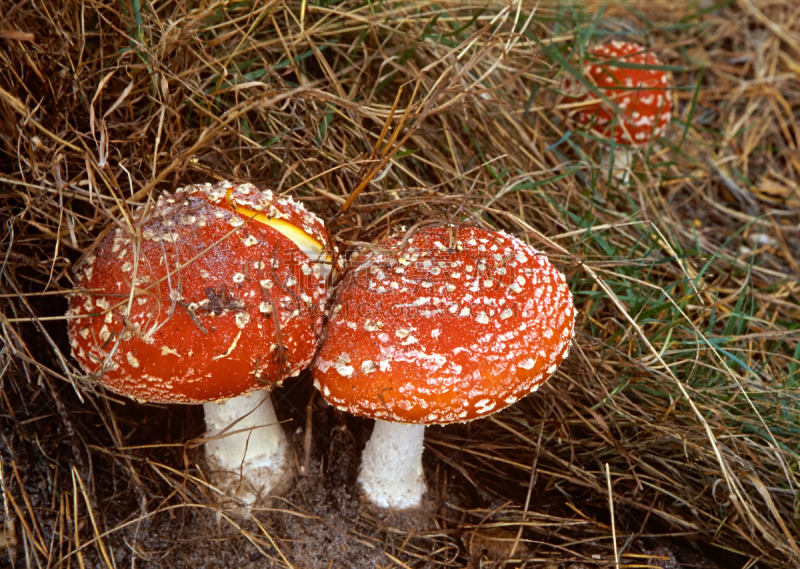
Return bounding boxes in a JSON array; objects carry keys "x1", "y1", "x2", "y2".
[
  {"x1": 563, "y1": 40, "x2": 672, "y2": 178},
  {"x1": 311, "y1": 225, "x2": 574, "y2": 509},
  {"x1": 67, "y1": 181, "x2": 332, "y2": 504}
]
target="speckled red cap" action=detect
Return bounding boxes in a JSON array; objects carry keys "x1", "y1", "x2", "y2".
[
  {"x1": 311, "y1": 226, "x2": 575, "y2": 425},
  {"x1": 67, "y1": 181, "x2": 332, "y2": 404},
  {"x1": 563, "y1": 40, "x2": 672, "y2": 147}
]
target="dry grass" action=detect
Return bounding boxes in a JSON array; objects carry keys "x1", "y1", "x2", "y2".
[{"x1": 1, "y1": 0, "x2": 799, "y2": 567}]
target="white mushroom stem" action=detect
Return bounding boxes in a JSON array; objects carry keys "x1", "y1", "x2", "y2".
[
  {"x1": 600, "y1": 145, "x2": 636, "y2": 183},
  {"x1": 358, "y1": 420, "x2": 427, "y2": 509},
  {"x1": 203, "y1": 391, "x2": 290, "y2": 504}
]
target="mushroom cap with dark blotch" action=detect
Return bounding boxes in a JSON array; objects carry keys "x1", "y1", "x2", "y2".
[
  {"x1": 312, "y1": 226, "x2": 575, "y2": 425},
  {"x1": 563, "y1": 40, "x2": 672, "y2": 147},
  {"x1": 67, "y1": 181, "x2": 331, "y2": 404}
]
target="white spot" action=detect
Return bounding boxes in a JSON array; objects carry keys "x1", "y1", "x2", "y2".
[
  {"x1": 126, "y1": 352, "x2": 140, "y2": 368},
  {"x1": 235, "y1": 312, "x2": 250, "y2": 329},
  {"x1": 335, "y1": 361, "x2": 354, "y2": 377}
]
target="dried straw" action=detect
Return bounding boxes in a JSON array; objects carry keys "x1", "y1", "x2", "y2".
[{"x1": 1, "y1": 0, "x2": 798, "y2": 567}]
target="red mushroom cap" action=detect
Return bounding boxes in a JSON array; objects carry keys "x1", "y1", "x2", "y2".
[
  {"x1": 564, "y1": 40, "x2": 672, "y2": 147},
  {"x1": 312, "y1": 226, "x2": 575, "y2": 425},
  {"x1": 67, "y1": 181, "x2": 331, "y2": 404}
]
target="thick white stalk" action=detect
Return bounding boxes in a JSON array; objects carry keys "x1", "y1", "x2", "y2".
[
  {"x1": 203, "y1": 391, "x2": 290, "y2": 504},
  {"x1": 358, "y1": 420, "x2": 426, "y2": 509},
  {"x1": 600, "y1": 145, "x2": 635, "y2": 183}
]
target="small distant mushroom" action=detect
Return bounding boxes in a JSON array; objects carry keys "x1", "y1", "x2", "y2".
[
  {"x1": 67, "y1": 181, "x2": 332, "y2": 504},
  {"x1": 563, "y1": 40, "x2": 672, "y2": 179},
  {"x1": 311, "y1": 225, "x2": 575, "y2": 509}
]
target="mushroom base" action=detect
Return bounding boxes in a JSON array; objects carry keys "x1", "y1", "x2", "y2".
[
  {"x1": 358, "y1": 420, "x2": 426, "y2": 509},
  {"x1": 203, "y1": 391, "x2": 291, "y2": 504},
  {"x1": 600, "y1": 146, "x2": 636, "y2": 183}
]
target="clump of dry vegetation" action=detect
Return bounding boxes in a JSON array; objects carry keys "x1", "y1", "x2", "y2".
[{"x1": 1, "y1": 0, "x2": 799, "y2": 568}]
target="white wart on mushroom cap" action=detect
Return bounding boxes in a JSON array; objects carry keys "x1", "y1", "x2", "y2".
[
  {"x1": 67, "y1": 181, "x2": 331, "y2": 403},
  {"x1": 312, "y1": 225, "x2": 575, "y2": 425}
]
